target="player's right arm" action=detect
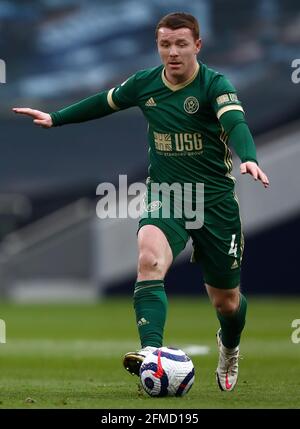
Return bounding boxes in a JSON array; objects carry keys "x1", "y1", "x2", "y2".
[{"x1": 12, "y1": 74, "x2": 138, "y2": 128}]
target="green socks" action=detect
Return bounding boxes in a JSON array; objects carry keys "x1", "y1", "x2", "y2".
[
  {"x1": 217, "y1": 293, "x2": 247, "y2": 349},
  {"x1": 133, "y1": 280, "x2": 168, "y2": 348},
  {"x1": 134, "y1": 281, "x2": 246, "y2": 349}
]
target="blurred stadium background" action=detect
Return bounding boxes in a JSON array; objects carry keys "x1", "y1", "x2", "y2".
[
  {"x1": 0, "y1": 0, "x2": 299, "y2": 300},
  {"x1": 0, "y1": 0, "x2": 300, "y2": 410}
]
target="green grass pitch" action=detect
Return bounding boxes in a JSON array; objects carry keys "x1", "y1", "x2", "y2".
[{"x1": 0, "y1": 296, "x2": 299, "y2": 409}]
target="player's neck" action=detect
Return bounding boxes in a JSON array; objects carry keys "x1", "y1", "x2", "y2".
[{"x1": 164, "y1": 62, "x2": 199, "y2": 86}]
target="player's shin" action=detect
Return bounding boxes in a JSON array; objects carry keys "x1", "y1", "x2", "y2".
[
  {"x1": 217, "y1": 293, "x2": 247, "y2": 348},
  {"x1": 133, "y1": 280, "x2": 168, "y2": 348}
]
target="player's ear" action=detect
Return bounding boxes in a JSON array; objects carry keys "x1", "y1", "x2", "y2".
[{"x1": 195, "y1": 38, "x2": 202, "y2": 55}]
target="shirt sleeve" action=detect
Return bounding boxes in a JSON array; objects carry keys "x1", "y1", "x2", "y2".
[
  {"x1": 107, "y1": 73, "x2": 138, "y2": 111},
  {"x1": 208, "y1": 74, "x2": 244, "y2": 120},
  {"x1": 221, "y1": 113, "x2": 258, "y2": 164},
  {"x1": 50, "y1": 90, "x2": 115, "y2": 126}
]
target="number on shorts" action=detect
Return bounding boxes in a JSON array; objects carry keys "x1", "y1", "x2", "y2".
[{"x1": 229, "y1": 234, "x2": 238, "y2": 258}]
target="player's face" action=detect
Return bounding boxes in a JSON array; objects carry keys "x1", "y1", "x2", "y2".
[{"x1": 157, "y1": 27, "x2": 201, "y2": 84}]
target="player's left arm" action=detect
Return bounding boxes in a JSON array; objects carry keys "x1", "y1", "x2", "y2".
[
  {"x1": 219, "y1": 110, "x2": 270, "y2": 188},
  {"x1": 209, "y1": 75, "x2": 269, "y2": 188}
]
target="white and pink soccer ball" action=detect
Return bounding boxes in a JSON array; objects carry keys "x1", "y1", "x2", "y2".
[{"x1": 139, "y1": 347, "x2": 195, "y2": 397}]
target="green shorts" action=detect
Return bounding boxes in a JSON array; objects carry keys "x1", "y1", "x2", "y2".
[{"x1": 138, "y1": 191, "x2": 243, "y2": 290}]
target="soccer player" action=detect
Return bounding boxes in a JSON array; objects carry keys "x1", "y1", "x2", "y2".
[{"x1": 13, "y1": 12, "x2": 269, "y2": 392}]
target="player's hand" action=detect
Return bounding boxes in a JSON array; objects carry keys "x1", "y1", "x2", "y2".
[
  {"x1": 240, "y1": 161, "x2": 270, "y2": 188},
  {"x1": 12, "y1": 108, "x2": 53, "y2": 128}
]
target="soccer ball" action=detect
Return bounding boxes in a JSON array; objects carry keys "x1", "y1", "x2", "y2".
[{"x1": 139, "y1": 347, "x2": 195, "y2": 397}]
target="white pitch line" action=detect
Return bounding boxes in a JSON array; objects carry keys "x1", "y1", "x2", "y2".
[
  {"x1": 0, "y1": 340, "x2": 210, "y2": 357},
  {"x1": 178, "y1": 345, "x2": 210, "y2": 356},
  {"x1": 0, "y1": 340, "x2": 138, "y2": 357}
]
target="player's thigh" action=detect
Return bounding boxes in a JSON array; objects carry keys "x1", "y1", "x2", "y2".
[
  {"x1": 138, "y1": 224, "x2": 173, "y2": 267},
  {"x1": 137, "y1": 219, "x2": 189, "y2": 274},
  {"x1": 139, "y1": 180, "x2": 190, "y2": 263},
  {"x1": 191, "y1": 193, "x2": 244, "y2": 290}
]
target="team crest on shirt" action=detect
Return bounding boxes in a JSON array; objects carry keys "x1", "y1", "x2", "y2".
[{"x1": 184, "y1": 96, "x2": 199, "y2": 114}]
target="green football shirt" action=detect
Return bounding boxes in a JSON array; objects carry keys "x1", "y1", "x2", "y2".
[{"x1": 107, "y1": 62, "x2": 244, "y2": 207}]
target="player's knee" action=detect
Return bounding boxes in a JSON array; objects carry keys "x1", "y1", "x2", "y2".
[
  {"x1": 214, "y1": 297, "x2": 239, "y2": 315},
  {"x1": 138, "y1": 250, "x2": 164, "y2": 277}
]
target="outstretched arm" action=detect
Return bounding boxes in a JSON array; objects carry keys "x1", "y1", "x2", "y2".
[
  {"x1": 219, "y1": 110, "x2": 270, "y2": 188},
  {"x1": 12, "y1": 90, "x2": 116, "y2": 127},
  {"x1": 12, "y1": 73, "x2": 139, "y2": 128}
]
